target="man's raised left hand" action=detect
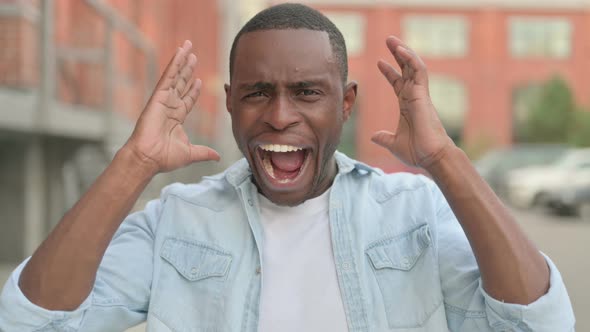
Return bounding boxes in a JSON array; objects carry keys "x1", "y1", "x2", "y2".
[{"x1": 371, "y1": 36, "x2": 455, "y2": 169}]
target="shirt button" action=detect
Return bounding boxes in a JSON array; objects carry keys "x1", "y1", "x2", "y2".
[
  {"x1": 341, "y1": 262, "x2": 350, "y2": 270},
  {"x1": 401, "y1": 257, "x2": 410, "y2": 268},
  {"x1": 191, "y1": 267, "x2": 198, "y2": 275},
  {"x1": 255, "y1": 267, "x2": 261, "y2": 274},
  {"x1": 248, "y1": 198, "x2": 253, "y2": 206}
]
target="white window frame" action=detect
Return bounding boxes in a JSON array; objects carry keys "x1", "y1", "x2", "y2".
[
  {"x1": 509, "y1": 16, "x2": 572, "y2": 59},
  {"x1": 325, "y1": 12, "x2": 366, "y2": 57},
  {"x1": 402, "y1": 15, "x2": 469, "y2": 58}
]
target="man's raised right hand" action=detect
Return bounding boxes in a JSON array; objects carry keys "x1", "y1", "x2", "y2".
[
  {"x1": 124, "y1": 40, "x2": 220, "y2": 176},
  {"x1": 15, "y1": 41, "x2": 220, "y2": 313}
]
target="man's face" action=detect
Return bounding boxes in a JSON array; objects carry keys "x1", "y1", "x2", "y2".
[{"x1": 226, "y1": 29, "x2": 357, "y2": 206}]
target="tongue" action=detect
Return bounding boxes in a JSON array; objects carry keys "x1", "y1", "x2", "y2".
[{"x1": 270, "y1": 150, "x2": 305, "y2": 172}]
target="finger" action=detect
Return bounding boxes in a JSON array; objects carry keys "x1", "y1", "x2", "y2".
[
  {"x1": 377, "y1": 60, "x2": 403, "y2": 95},
  {"x1": 181, "y1": 40, "x2": 192, "y2": 51},
  {"x1": 181, "y1": 77, "x2": 196, "y2": 99},
  {"x1": 189, "y1": 145, "x2": 221, "y2": 162},
  {"x1": 167, "y1": 46, "x2": 191, "y2": 84},
  {"x1": 385, "y1": 36, "x2": 427, "y2": 72},
  {"x1": 385, "y1": 35, "x2": 405, "y2": 51},
  {"x1": 159, "y1": 47, "x2": 186, "y2": 89},
  {"x1": 157, "y1": 41, "x2": 193, "y2": 90},
  {"x1": 182, "y1": 78, "x2": 202, "y2": 113},
  {"x1": 385, "y1": 36, "x2": 407, "y2": 68},
  {"x1": 371, "y1": 130, "x2": 397, "y2": 151},
  {"x1": 394, "y1": 45, "x2": 429, "y2": 86},
  {"x1": 174, "y1": 53, "x2": 197, "y2": 96}
]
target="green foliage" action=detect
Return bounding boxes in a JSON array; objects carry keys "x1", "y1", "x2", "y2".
[
  {"x1": 524, "y1": 76, "x2": 575, "y2": 143},
  {"x1": 521, "y1": 75, "x2": 590, "y2": 147},
  {"x1": 567, "y1": 108, "x2": 590, "y2": 147}
]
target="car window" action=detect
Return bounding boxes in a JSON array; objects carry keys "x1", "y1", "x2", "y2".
[
  {"x1": 476, "y1": 145, "x2": 567, "y2": 173},
  {"x1": 556, "y1": 151, "x2": 590, "y2": 169}
]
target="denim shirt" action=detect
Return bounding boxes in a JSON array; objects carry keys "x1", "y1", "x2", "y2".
[{"x1": 0, "y1": 152, "x2": 575, "y2": 332}]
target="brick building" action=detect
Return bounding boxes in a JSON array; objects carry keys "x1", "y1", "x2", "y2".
[
  {"x1": 300, "y1": 0, "x2": 590, "y2": 171},
  {"x1": 0, "y1": 0, "x2": 243, "y2": 264}
]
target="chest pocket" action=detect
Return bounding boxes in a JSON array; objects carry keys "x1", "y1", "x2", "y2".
[
  {"x1": 366, "y1": 224, "x2": 443, "y2": 329},
  {"x1": 153, "y1": 237, "x2": 233, "y2": 332},
  {"x1": 160, "y1": 238, "x2": 232, "y2": 281}
]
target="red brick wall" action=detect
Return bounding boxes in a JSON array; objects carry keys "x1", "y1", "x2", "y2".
[
  {"x1": 314, "y1": 5, "x2": 590, "y2": 172},
  {"x1": 143, "y1": 0, "x2": 221, "y2": 139},
  {"x1": 0, "y1": 0, "x2": 220, "y2": 139},
  {"x1": 0, "y1": 15, "x2": 38, "y2": 88}
]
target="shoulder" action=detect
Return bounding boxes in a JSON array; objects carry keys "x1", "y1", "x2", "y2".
[
  {"x1": 335, "y1": 152, "x2": 437, "y2": 202},
  {"x1": 159, "y1": 170, "x2": 238, "y2": 212},
  {"x1": 368, "y1": 171, "x2": 436, "y2": 203},
  {"x1": 371, "y1": 171, "x2": 433, "y2": 190}
]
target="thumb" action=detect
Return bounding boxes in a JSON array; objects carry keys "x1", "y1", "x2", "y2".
[
  {"x1": 189, "y1": 145, "x2": 221, "y2": 163},
  {"x1": 371, "y1": 130, "x2": 397, "y2": 151}
]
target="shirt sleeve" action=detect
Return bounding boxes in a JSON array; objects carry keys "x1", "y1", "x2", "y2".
[
  {"x1": 429, "y1": 182, "x2": 576, "y2": 332},
  {"x1": 0, "y1": 198, "x2": 162, "y2": 332}
]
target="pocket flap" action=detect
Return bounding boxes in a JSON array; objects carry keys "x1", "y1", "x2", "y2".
[
  {"x1": 366, "y1": 224, "x2": 431, "y2": 271},
  {"x1": 160, "y1": 238, "x2": 232, "y2": 281}
]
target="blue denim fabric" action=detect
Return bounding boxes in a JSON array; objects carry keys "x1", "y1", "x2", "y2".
[{"x1": 0, "y1": 152, "x2": 575, "y2": 331}]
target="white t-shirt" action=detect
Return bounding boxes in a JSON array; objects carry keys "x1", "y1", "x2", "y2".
[{"x1": 257, "y1": 189, "x2": 349, "y2": 332}]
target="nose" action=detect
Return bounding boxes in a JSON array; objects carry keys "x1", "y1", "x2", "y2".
[{"x1": 263, "y1": 95, "x2": 300, "y2": 131}]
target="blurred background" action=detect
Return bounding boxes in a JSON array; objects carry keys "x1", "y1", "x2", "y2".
[{"x1": 0, "y1": 0, "x2": 589, "y2": 330}]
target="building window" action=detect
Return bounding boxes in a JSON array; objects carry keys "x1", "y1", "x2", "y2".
[
  {"x1": 429, "y1": 75, "x2": 467, "y2": 142},
  {"x1": 509, "y1": 17, "x2": 572, "y2": 58},
  {"x1": 325, "y1": 12, "x2": 366, "y2": 57},
  {"x1": 403, "y1": 15, "x2": 468, "y2": 57}
]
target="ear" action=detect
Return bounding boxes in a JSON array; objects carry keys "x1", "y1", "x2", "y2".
[
  {"x1": 224, "y1": 83, "x2": 232, "y2": 114},
  {"x1": 342, "y1": 81, "x2": 358, "y2": 122}
]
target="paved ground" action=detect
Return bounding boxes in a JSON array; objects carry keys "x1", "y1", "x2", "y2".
[{"x1": 2, "y1": 208, "x2": 587, "y2": 331}]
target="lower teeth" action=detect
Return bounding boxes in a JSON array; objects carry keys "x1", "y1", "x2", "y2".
[
  {"x1": 262, "y1": 155, "x2": 298, "y2": 183},
  {"x1": 262, "y1": 157, "x2": 275, "y2": 179}
]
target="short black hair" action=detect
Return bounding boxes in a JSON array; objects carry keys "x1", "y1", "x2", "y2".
[{"x1": 229, "y1": 3, "x2": 348, "y2": 83}]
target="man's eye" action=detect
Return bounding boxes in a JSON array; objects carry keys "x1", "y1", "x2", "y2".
[
  {"x1": 245, "y1": 91, "x2": 266, "y2": 98},
  {"x1": 298, "y1": 89, "x2": 319, "y2": 96}
]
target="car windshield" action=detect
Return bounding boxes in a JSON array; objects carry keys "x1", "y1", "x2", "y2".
[
  {"x1": 475, "y1": 145, "x2": 567, "y2": 175},
  {"x1": 500, "y1": 146, "x2": 566, "y2": 171},
  {"x1": 554, "y1": 150, "x2": 590, "y2": 169},
  {"x1": 515, "y1": 148, "x2": 567, "y2": 167}
]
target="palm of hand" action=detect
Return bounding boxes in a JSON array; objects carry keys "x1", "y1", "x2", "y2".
[
  {"x1": 127, "y1": 41, "x2": 219, "y2": 174},
  {"x1": 372, "y1": 37, "x2": 453, "y2": 169}
]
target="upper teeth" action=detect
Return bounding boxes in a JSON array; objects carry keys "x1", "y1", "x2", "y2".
[{"x1": 260, "y1": 144, "x2": 303, "y2": 152}]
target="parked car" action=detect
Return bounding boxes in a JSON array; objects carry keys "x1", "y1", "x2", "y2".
[
  {"x1": 475, "y1": 144, "x2": 567, "y2": 199},
  {"x1": 547, "y1": 185, "x2": 590, "y2": 216},
  {"x1": 506, "y1": 148, "x2": 590, "y2": 211},
  {"x1": 572, "y1": 186, "x2": 590, "y2": 220}
]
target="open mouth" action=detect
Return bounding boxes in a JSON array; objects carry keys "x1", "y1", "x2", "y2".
[{"x1": 256, "y1": 144, "x2": 311, "y2": 185}]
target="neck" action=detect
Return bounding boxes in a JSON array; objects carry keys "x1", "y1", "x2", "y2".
[{"x1": 312, "y1": 155, "x2": 338, "y2": 198}]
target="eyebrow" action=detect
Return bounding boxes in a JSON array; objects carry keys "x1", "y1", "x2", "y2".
[
  {"x1": 237, "y1": 80, "x2": 326, "y2": 91},
  {"x1": 286, "y1": 81, "x2": 320, "y2": 89},
  {"x1": 238, "y1": 82, "x2": 275, "y2": 91}
]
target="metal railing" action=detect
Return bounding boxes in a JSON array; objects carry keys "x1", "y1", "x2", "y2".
[{"x1": 39, "y1": 0, "x2": 158, "y2": 139}]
